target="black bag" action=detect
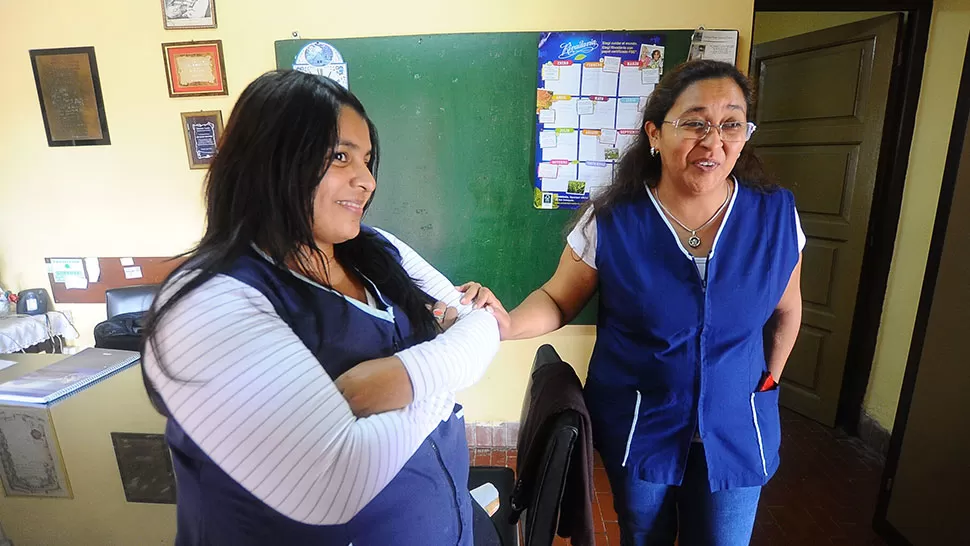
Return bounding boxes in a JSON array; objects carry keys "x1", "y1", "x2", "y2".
[{"x1": 94, "y1": 311, "x2": 147, "y2": 352}]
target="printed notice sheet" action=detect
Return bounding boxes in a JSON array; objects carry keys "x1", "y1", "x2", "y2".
[
  {"x1": 687, "y1": 29, "x2": 739, "y2": 65},
  {"x1": 535, "y1": 32, "x2": 665, "y2": 209}
]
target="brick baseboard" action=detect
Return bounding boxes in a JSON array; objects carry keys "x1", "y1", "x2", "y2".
[
  {"x1": 465, "y1": 422, "x2": 520, "y2": 448},
  {"x1": 858, "y1": 410, "x2": 891, "y2": 459},
  {"x1": 470, "y1": 416, "x2": 892, "y2": 457}
]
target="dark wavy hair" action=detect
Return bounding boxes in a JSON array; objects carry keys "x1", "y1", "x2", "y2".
[
  {"x1": 142, "y1": 71, "x2": 438, "y2": 412},
  {"x1": 580, "y1": 59, "x2": 773, "y2": 224}
]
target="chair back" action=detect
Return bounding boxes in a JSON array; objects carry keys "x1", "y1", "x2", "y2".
[
  {"x1": 105, "y1": 285, "x2": 159, "y2": 319},
  {"x1": 512, "y1": 344, "x2": 582, "y2": 546}
]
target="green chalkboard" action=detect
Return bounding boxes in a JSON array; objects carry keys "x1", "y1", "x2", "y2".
[{"x1": 275, "y1": 32, "x2": 693, "y2": 323}]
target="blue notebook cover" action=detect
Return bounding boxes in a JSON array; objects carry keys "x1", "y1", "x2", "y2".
[{"x1": 0, "y1": 348, "x2": 140, "y2": 405}]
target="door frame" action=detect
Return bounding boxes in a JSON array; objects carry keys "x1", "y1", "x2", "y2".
[
  {"x1": 873, "y1": 34, "x2": 970, "y2": 546},
  {"x1": 752, "y1": 0, "x2": 933, "y2": 434}
]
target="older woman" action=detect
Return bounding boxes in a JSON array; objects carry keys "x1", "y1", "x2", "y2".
[{"x1": 464, "y1": 60, "x2": 804, "y2": 545}]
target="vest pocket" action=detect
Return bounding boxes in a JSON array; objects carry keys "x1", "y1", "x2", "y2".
[
  {"x1": 621, "y1": 390, "x2": 642, "y2": 467},
  {"x1": 749, "y1": 388, "x2": 781, "y2": 477}
]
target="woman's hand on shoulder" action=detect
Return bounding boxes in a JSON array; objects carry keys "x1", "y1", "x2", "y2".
[{"x1": 457, "y1": 282, "x2": 511, "y2": 339}]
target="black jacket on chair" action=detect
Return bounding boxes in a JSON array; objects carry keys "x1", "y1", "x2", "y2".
[
  {"x1": 512, "y1": 345, "x2": 595, "y2": 546},
  {"x1": 93, "y1": 311, "x2": 147, "y2": 352},
  {"x1": 94, "y1": 285, "x2": 159, "y2": 351}
]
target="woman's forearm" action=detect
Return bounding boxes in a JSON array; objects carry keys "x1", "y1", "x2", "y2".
[
  {"x1": 504, "y1": 246, "x2": 599, "y2": 341},
  {"x1": 765, "y1": 304, "x2": 801, "y2": 381},
  {"x1": 505, "y1": 288, "x2": 569, "y2": 340}
]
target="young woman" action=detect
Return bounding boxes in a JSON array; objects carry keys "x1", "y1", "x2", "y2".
[{"x1": 141, "y1": 70, "x2": 500, "y2": 546}]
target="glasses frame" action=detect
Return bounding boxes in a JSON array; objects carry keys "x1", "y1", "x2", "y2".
[{"x1": 661, "y1": 119, "x2": 758, "y2": 142}]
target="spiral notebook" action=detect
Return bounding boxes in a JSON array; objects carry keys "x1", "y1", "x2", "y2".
[{"x1": 0, "y1": 348, "x2": 140, "y2": 405}]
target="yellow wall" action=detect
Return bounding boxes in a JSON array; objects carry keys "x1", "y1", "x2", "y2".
[
  {"x1": 752, "y1": 5, "x2": 970, "y2": 430},
  {"x1": 0, "y1": 0, "x2": 755, "y2": 424},
  {"x1": 868, "y1": 0, "x2": 970, "y2": 429}
]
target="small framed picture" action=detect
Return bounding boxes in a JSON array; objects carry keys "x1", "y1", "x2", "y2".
[
  {"x1": 161, "y1": 0, "x2": 217, "y2": 30},
  {"x1": 111, "y1": 432, "x2": 176, "y2": 504},
  {"x1": 180, "y1": 110, "x2": 223, "y2": 169},
  {"x1": 29, "y1": 47, "x2": 110, "y2": 147},
  {"x1": 162, "y1": 40, "x2": 228, "y2": 97}
]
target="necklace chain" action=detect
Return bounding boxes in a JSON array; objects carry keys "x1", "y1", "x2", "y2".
[{"x1": 650, "y1": 181, "x2": 732, "y2": 249}]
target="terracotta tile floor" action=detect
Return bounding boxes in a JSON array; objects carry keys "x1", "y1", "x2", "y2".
[{"x1": 471, "y1": 409, "x2": 887, "y2": 545}]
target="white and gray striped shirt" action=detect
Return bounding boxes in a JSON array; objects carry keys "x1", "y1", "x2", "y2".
[{"x1": 143, "y1": 228, "x2": 500, "y2": 525}]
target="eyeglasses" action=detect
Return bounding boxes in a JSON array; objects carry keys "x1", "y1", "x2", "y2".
[{"x1": 662, "y1": 119, "x2": 758, "y2": 142}]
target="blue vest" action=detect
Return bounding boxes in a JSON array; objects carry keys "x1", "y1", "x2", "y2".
[
  {"x1": 585, "y1": 184, "x2": 799, "y2": 491},
  {"x1": 166, "y1": 228, "x2": 473, "y2": 546}
]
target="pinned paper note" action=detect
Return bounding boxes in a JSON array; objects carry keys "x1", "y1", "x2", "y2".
[
  {"x1": 65, "y1": 277, "x2": 88, "y2": 290},
  {"x1": 599, "y1": 128, "x2": 618, "y2": 145},
  {"x1": 538, "y1": 109, "x2": 556, "y2": 124},
  {"x1": 541, "y1": 63, "x2": 560, "y2": 81},
  {"x1": 638, "y1": 96, "x2": 649, "y2": 112},
  {"x1": 603, "y1": 56, "x2": 621, "y2": 74},
  {"x1": 539, "y1": 131, "x2": 558, "y2": 149},
  {"x1": 123, "y1": 266, "x2": 143, "y2": 280},
  {"x1": 641, "y1": 68, "x2": 660, "y2": 85},
  {"x1": 120, "y1": 258, "x2": 135, "y2": 267},
  {"x1": 48, "y1": 259, "x2": 85, "y2": 284},
  {"x1": 688, "y1": 29, "x2": 739, "y2": 64},
  {"x1": 84, "y1": 257, "x2": 100, "y2": 283},
  {"x1": 576, "y1": 99, "x2": 595, "y2": 116},
  {"x1": 538, "y1": 163, "x2": 560, "y2": 178}
]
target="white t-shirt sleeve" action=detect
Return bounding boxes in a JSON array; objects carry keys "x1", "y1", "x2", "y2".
[
  {"x1": 566, "y1": 208, "x2": 598, "y2": 269},
  {"x1": 794, "y1": 207, "x2": 806, "y2": 252},
  {"x1": 373, "y1": 228, "x2": 500, "y2": 402},
  {"x1": 143, "y1": 273, "x2": 446, "y2": 525}
]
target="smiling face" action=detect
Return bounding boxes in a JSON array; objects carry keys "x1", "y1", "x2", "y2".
[
  {"x1": 311, "y1": 106, "x2": 376, "y2": 247},
  {"x1": 646, "y1": 77, "x2": 748, "y2": 195}
]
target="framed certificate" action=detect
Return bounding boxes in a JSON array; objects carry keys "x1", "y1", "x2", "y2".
[
  {"x1": 0, "y1": 405, "x2": 72, "y2": 498},
  {"x1": 180, "y1": 110, "x2": 224, "y2": 169},
  {"x1": 162, "y1": 40, "x2": 228, "y2": 97},
  {"x1": 29, "y1": 47, "x2": 111, "y2": 147},
  {"x1": 161, "y1": 0, "x2": 217, "y2": 30}
]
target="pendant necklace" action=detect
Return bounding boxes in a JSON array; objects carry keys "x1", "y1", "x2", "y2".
[{"x1": 651, "y1": 181, "x2": 731, "y2": 249}]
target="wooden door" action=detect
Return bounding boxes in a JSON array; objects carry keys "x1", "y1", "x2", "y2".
[{"x1": 750, "y1": 15, "x2": 900, "y2": 424}]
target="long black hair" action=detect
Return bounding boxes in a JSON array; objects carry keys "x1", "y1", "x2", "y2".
[
  {"x1": 143, "y1": 71, "x2": 438, "y2": 403},
  {"x1": 582, "y1": 59, "x2": 773, "y2": 222}
]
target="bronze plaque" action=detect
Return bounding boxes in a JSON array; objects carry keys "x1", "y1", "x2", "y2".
[
  {"x1": 110, "y1": 432, "x2": 176, "y2": 504},
  {"x1": 30, "y1": 47, "x2": 111, "y2": 146}
]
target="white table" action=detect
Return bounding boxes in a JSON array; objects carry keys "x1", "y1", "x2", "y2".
[{"x1": 0, "y1": 312, "x2": 78, "y2": 354}]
